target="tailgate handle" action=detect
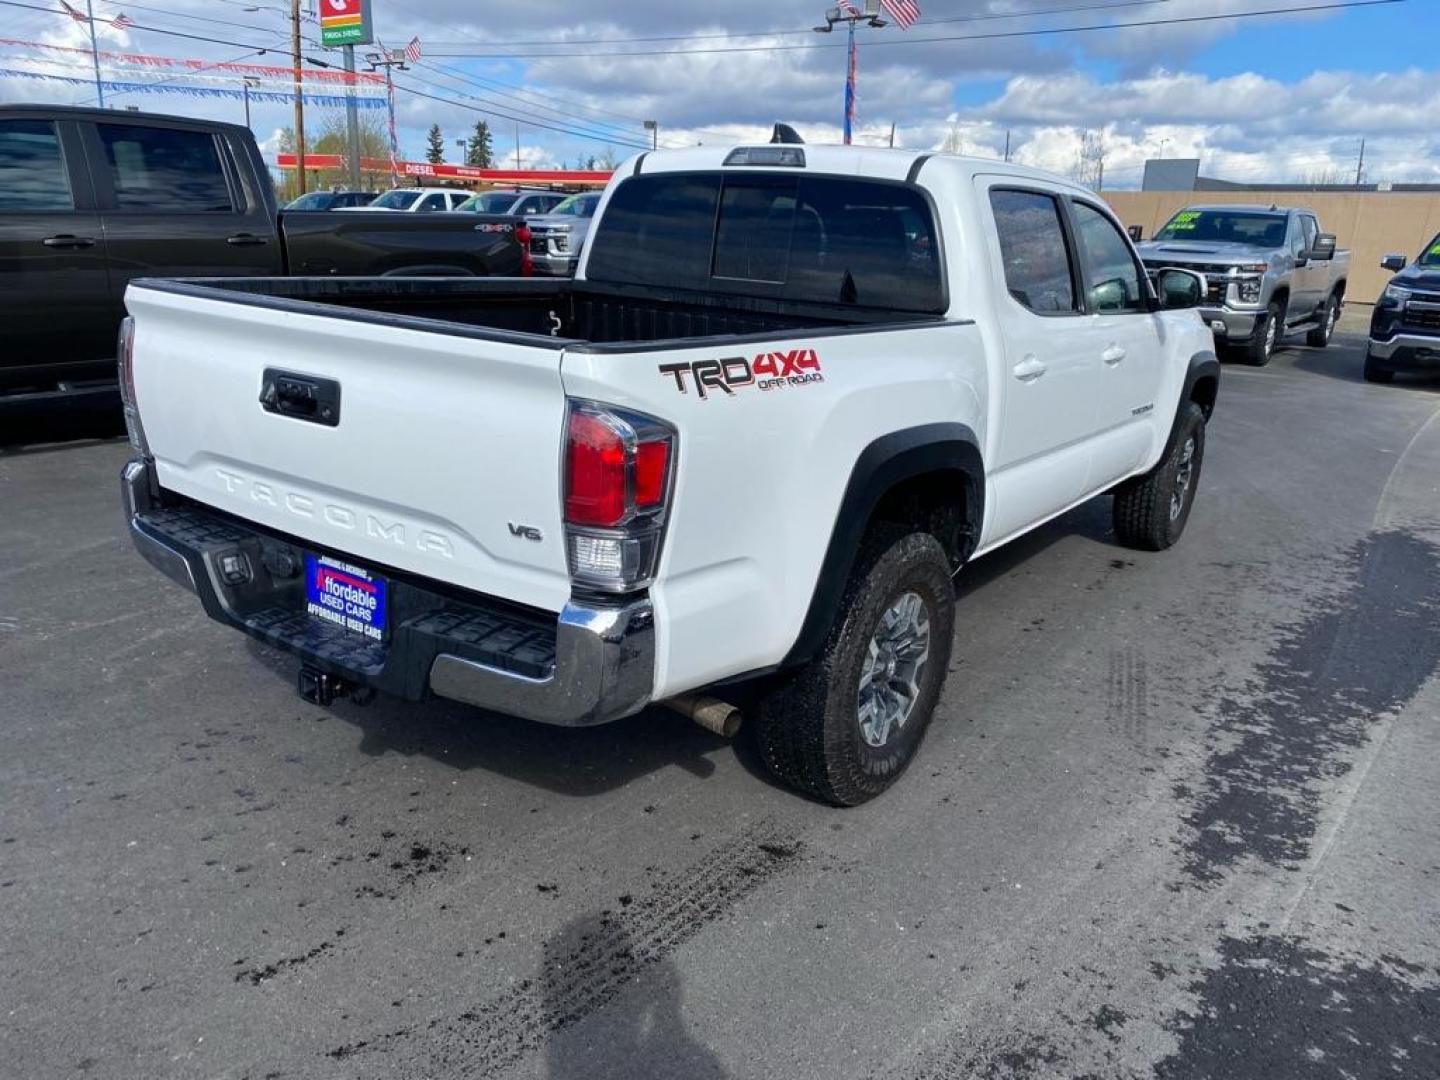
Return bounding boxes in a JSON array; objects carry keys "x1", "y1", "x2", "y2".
[{"x1": 259, "y1": 369, "x2": 341, "y2": 427}]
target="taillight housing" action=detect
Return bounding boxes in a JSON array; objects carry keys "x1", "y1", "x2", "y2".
[
  {"x1": 563, "y1": 400, "x2": 675, "y2": 592},
  {"x1": 515, "y1": 221, "x2": 533, "y2": 276},
  {"x1": 117, "y1": 316, "x2": 149, "y2": 457}
]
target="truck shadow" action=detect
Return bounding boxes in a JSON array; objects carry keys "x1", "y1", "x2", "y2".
[
  {"x1": 242, "y1": 495, "x2": 1115, "y2": 801},
  {"x1": 242, "y1": 637, "x2": 731, "y2": 796}
]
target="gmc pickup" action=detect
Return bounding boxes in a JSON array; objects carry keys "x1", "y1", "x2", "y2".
[
  {"x1": 0, "y1": 105, "x2": 527, "y2": 417},
  {"x1": 1137, "y1": 204, "x2": 1349, "y2": 365},
  {"x1": 121, "y1": 142, "x2": 1219, "y2": 805}
]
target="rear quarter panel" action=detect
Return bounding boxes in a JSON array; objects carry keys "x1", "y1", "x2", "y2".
[{"x1": 561, "y1": 321, "x2": 987, "y2": 698}]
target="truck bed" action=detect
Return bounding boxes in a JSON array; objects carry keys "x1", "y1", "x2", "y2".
[{"x1": 132, "y1": 276, "x2": 935, "y2": 349}]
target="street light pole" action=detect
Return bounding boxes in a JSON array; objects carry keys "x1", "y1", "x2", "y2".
[
  {"x1": 365, "y1": 49, "x2": 409, "y2": 189},
  {"x1": 242, "y1": 76, "x2": 260, "y2": 128},
  {"x1": 643, "y1": 119, "x2": 658, "y2": 150},
  {"x1": 456, "y1": 138, "x2": 466, "y2": 164},
  {"x1": 814, "y1": 2, "x2": 887, "y2": 146},
  {"x1": 84, "y1": 0, "x2": 104, "y2": 107}
]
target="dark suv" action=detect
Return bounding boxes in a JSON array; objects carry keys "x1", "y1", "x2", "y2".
[{"x1": 1368, "y1": 235, "x2": 1440, "y2": 383}]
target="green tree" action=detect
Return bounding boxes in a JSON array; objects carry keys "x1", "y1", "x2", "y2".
[
  {"x1": 466, "y1": 120, "x2": 494, "y2": 168},
  {"x1": 425, "y1": 123, "x2": 445, "y2": 165},
  {"x1": 275, "y1": 112, "x2": 395, "y2": 200}
]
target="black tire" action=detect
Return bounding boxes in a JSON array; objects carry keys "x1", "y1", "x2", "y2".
[
  {"x1": 1242, "y1": 302, "x2": 1282, "y2": 366},
  {"x1": 1306, "y1": 293, "x2": 1340, "y2": 348},
  {"x1": 1363, "y1": 352, "x2": 1394, "y2": 384},
  {"x1": 1113, "y1": 402, "x2": 1206, "y2": 552},
  {"x1": 752, "y1": 530, "x2": 955, "y2": 806}
]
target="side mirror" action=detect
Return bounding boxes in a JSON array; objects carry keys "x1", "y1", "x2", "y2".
[
  {"x1": 1156, "y1": 267, "x2": 1204, "y2": 310},
  {"x1": 1381, "y1": 253, "x2": 1408, "y2": 273},
  {"x1": 1127, "y1": 224, "x2": 1144, "y2": 242},
  {"x1": 1309, "y1": 233, "x2": 1337, "y2": 261}
]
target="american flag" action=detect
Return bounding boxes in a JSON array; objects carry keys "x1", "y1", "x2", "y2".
[
  {"x1": 59, "y1": 1, "x2": 88, "y2": 22},
  {"x1": 837, "y1": 0, "x2": 862, "y2": 15},
  {"x1": 880, "y1": 0, "x2": 920, "y2": 29},
  {"x1": 111, "y1": 12, "x2": 132, "y2": 29},
  {"x1": 404, "y1": 36, "x2": 421, "y2": 63}
]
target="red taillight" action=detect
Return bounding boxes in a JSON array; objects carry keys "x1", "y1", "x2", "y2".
[
  {"x1": 563, "y1": 401, "x2": 675, "y2": 592},
  {"x1": 515, "y1": 221, "x2": 533, "y2": 277},
  {"x1": 565, "y1": 410, "x2": 627, "y2": 527},
  {"x1": 635, "y1": 440, "x2": 668, "y2": 508}
]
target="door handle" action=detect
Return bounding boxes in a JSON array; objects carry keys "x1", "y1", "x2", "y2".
[
  {"x1": 226, "y1": 233, "x2": 268, "y2": 246},
  {"x1": 1013, "y1": 356, "x2": 1047, "y2": 383},
  {"x1": 1102, "y1": 345, "x2": 1127, "y2": 366},
  {"x1": 42, "y1": 234, "x2": 95, "y2": 248}
]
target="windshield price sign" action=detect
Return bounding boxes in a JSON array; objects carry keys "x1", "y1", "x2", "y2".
[{"x1": 319, "y1": 0, "x2": 373, "y2": 46}]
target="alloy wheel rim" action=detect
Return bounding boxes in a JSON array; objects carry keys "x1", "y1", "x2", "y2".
[
  {"x1": 1170, "y1": 436, "x2": 1196, "y2": 521},
  {"x1": 1264, "y1": 315, "x2": 1277, "y2": 356},
  {"x1": 1326, "y1": 301, "x2": 1336, "y2": 338},
  {"x1": 857, "y1": 591, "x2": 931, "y2": 749}
]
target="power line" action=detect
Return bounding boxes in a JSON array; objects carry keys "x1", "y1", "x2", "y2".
[
  {"x1": 423, "y1": 0, "x2": 1173, "y2": 49},
  {"x1": 427, "y1": 0, "x2": 1405, "y2": 59}
]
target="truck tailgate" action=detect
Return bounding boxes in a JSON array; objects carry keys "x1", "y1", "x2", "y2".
[{"x1": 125, "y1": 282, "x2": 572, "y2": 614}]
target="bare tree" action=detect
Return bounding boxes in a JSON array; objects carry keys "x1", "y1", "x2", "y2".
[{"x1": 1070, "y1": 130, "x2": 1107, "y2": 191}]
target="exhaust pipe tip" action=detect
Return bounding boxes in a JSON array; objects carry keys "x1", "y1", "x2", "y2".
[{"x1": 663, "y1": 694, "x2": 743, "y2": 739}]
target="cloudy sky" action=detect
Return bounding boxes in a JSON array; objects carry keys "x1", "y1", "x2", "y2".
[{"x1": 2, "y1": 0, "x2": 1437, "y2": 187}]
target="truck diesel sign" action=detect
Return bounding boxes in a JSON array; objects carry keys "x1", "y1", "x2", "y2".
[{"x1": 319, "y1": 0, "x2": 373, "y2": 46}]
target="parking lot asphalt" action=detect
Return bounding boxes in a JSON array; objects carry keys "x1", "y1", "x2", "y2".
[{"x1": 3, "y1": 320, "x2": 1439, "y2": 1080}]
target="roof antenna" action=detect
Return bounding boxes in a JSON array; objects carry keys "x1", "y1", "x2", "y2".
[{"x1": 771, "y1": 123, "x2": 805, "y2": 145}]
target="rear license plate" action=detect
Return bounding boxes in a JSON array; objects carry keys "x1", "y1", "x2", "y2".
[{"x1": 305, "y1": 553, "x2": 387, "y2": 642}]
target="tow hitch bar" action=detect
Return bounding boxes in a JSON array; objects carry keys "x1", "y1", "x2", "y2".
[{"x1": 298, "y1": 666, "x2": 347, "y2": 707}]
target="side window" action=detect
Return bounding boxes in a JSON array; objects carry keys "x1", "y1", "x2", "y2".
[
  {"x1": 989, "y1": 189, "x2": 1076, "y2": 314},
  {"x1": 0, "y1": 120, "x2": 74, "y2": 212},
  {"x1": 1300, "y1": 215, "x2": 1318, "y2": 253},
  {"x1": 96, "y1": 124, "x2": 233, "y2": 212},
  {"x1": 1288, "y1": 216, "x2": 1307, "y2": 257},
  {"x1": 448, "y1": 193, "x2": 467, "y2": 210},
  {"x1": 1071, "y1": 201, "x2": 1147, "y2": 313},
  {"x1": 514, "y1": 197, "x2": 538, "y2": 215},
  {"x1": 417, "y1": 194, "x2": 447, "y2": 212}
]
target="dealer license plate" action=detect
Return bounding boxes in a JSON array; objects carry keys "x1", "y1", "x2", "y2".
[{"x1": 304, "y1": 553, "x2": 387, "y2": 642}]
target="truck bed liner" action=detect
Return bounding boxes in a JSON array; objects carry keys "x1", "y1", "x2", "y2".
[{"x1": 133, "y1": 276, "x2": 935, "y2": 348}]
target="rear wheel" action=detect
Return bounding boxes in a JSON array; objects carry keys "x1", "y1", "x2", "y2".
[
  {"x1": 752, "y1": 530, "x2": 954, "y2": 806},
  {"x1": 1306, "y1": 293, "x2": 1340, "y2": 348},
  {"x1": 1113, "y1": 402, "x2": 1206, "y2": 552}
]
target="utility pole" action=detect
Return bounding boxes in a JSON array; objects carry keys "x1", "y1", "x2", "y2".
[
  {"x1": 813, "y1": 2, "x2": 888, "y2": 146},
  {"x1": 291, "y1": 0, "x2": 306, "y2": 195},
  {"x1": 342, "y1": 45, "x2": 361, "y2": 190},
  {"x1": 515, "y1": 123, "x2": 521, "y2": 171},
  {"x1": 85, "y1": 0, "x2": 104, "y2": 107},
  {"x1": 1355, "y1": 137, "x2": 1366, "y2": 187},
  {"x1": 643, "y1": 119, "x2": 658, "y2": 150},
  {"x1": 1003, "y1": 130, "x2": 1011, "y2": 162},
  {"x1": 366, "y1": 48, "x2": 409, "y2": 189},
  {"x1": 888, "y1": 122, "x2": 895, "y2": 148}
]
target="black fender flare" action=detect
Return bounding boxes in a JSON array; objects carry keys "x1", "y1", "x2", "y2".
[
  {"x1": 1165, "y1": 349, "x2": 1219, "y2": 458},
  {"x1": 782, "y1": 423, "x2": 984, "y2": 668}
]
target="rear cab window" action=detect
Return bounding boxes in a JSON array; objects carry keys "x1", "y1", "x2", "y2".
[
  {"x1": 95, "y1": 123, "x2": 234, "y2": 212},
  {"x1": 585, "y1": 171, "x2": 944, "y2": 313}
]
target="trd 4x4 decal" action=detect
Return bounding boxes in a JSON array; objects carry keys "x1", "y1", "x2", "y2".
[{"x1": 659, "y1": 349, "x2": 823, "y2": 399}]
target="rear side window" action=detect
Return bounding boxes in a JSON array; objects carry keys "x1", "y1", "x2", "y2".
[
  {"x1": 97, "y1": 124, "x2": 233, "y2": 212},
  {"x1": 0, "y1": 120, "x2": 73, "y2": 212},
  {"x1": 586, "y1": 172, "x2": 944, "y2": 312},
  {"x1": 990, "y1": 189, "x2": 1077, "y2": 314}
]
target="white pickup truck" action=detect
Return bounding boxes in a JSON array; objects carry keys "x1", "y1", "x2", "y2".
[{"x1": 120, "y1": 143, "x2": 1218, "y2": 805}]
